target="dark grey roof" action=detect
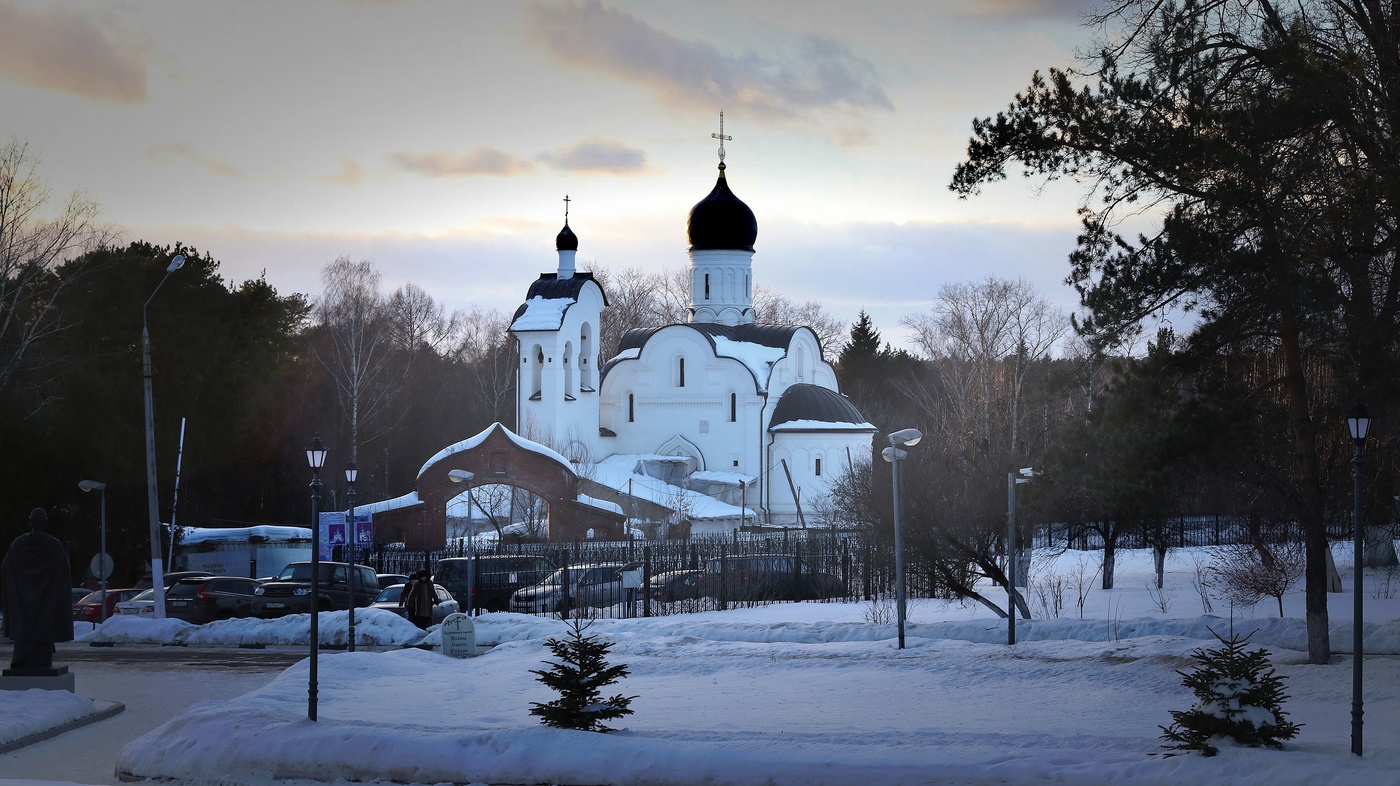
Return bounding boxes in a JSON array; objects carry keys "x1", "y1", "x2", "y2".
[
  {"x1": 687, "y1": 168, "x2": 757, "y2": 252},
  {"x1": 556, "y1": 223, "x2": 578, "y2": 251},
  {"x1": 617, "y1": 323, "x2": 799, "y2": 354},
  {"x1": 769, "y1": 383, "x2": 870, "y2": 429},
  {"x1": 512, "y1": 272, "x2": 608, "y2": 322}
]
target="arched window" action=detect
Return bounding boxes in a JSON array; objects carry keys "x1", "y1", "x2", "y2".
[
  {"x1": 730, "y1": 392, "x2": 737, "y2": 422},
  {"x1": 815, "y1": 456, "x2": 823, "y2": 477},
  {"x1": 628, "y1": 393, "x2": 635, "y2": 422},
  {"x1": 678, "y1": 357, "x2": 686, "y2": 387},
  {"x1": 704, "y1": 274, "x2": 711, "y2": 300}
]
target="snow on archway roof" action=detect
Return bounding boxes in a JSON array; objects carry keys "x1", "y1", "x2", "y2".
[
  {"x1": 418, "y1": 423, "x2": 572, "y2": 478},
  {"x1": 509, "y1": 296, "x2": 575, "y2": 332}
]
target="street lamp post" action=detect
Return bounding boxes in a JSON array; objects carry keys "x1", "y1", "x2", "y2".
[
  {"x1": 449, "y1": 469, "x2": 476, "y2": 616},
  {"x1": 78, "y1": 481, "x2": 107, "y2": 622},
  {"x1": 739, "y1": 479, "x2": 747, "y2": 531},
  {"x1": 1007, "y1": 468, "x2": 1035, "y2": 645},
  {"x1": 306, "y1": 436, "x2": 327, "y2": 721},
  {"x1": 345, "y1": 461, "x2": 358, "y2": 653},
  {"x1": 1347, "y1": 402, "x2": 1371, "y2": 756},
  {"x1": 882, "y1": 428, "x2": 922, "y2": 650},
  {"x1": 142, "y1": 253, "x2": 185, "y2": 619}
]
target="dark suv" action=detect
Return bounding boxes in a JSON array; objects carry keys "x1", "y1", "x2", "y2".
[
  {"x1": 251, "y1": 561, "x2": 379, "y2": 618},
  {"x1": 434, "y1": 554, "x2": 556, "y2": 613},
  {"x1": 165, "y1": 576, "x2": 262, "y2": 623}
]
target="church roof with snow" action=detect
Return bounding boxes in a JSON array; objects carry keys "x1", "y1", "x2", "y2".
[
  {"x1": 769, "y1": 383, "x2": 875, "y2": 432},
  {"x1": 602, "y1": 323, "x2": 803, "y2": 392}
]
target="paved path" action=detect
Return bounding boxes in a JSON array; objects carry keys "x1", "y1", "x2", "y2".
[{"x1": 1, "y1": 645, "x2": 298, "y2": 785}]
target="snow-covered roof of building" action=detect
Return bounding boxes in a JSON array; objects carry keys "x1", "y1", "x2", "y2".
[
  {"x1": 420, "y1": 423, "x2": 572, "y2": 478},
  {"x1": 591, "y1": 454, "x2": 748, "y2": 521},
  {"x1": 689, "y1": 470, "x2": 755, "y2": 485},
  {"x1": 509, "y1": 295, "x2": 575, "y2": 332},
  {"x1": 180, "y1": 525, "x2": 311, "y2": 544},
  {"x1": 605, "y1": 323, "x2": 803, "y2": 391},
  {"x1": 769, "y1": 383, "x2": 873, "y2": 430},
  {"x1": 349, "y1": 491, "x2": 422, "y2": 516},
  {"x1": 577, "y1": 494, "x2": 624, "y2": 516}
]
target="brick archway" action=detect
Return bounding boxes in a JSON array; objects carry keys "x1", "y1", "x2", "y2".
[{"x1": 373, "y1": 423, "x2": 624, "y2": 547}]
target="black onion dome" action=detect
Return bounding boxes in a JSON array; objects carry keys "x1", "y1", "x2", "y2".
[
  {"x1": 556, "y1": 222, "x2": 578, "y2": 251},
  {"x1": 687, "y1": 169, "x2": 757, "y2": 252},
  {"x1": 769, "y1": 383, "x2": 869, "y2": 429}
]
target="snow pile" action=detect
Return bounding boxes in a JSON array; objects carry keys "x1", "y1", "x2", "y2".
[{"x1": 0, "y1": 689, "x2": 96, "y2": 747}]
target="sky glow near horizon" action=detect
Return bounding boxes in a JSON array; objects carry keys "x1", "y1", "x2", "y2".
[{"x1": 1, "y1": 0, "x2": 1109, "y2": 350}]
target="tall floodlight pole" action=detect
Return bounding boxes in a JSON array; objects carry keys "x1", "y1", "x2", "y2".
[
  {"x1": 79, "y1": 481, "x2": 108, "y2": 622},
  {"x1": 882, "y1": 428, "x2": 922, "y2": 650},
  {"x1": 1347, "y1": 402, "x2": 1371, "y2": 756},
  {"x1": 345, "y1": 461, "x2": 358, "y2": 652},
  {"x1": 1007, "y1": 468, "x2": 1035, "y2": 645},
  {"x1": 306, "y1": 436, "x2": 327, "y2": 721},
  {"x1": 449, "y1": 469, "x2": 476, "y2": 615},
  {"x1": 143, "y1": 253, "x2": 185, "y2": 619}
]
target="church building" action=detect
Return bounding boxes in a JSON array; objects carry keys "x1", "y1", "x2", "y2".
[{"x1": 507, "y1": 134, "x2": 875, "y2": 534}]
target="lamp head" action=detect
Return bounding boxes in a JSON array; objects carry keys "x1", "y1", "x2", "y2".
[
  {"x1": 1347, "y1": 401, "x2": 1372, "y2": 443},
  {"x1": 345, "y1": 461, "x2": 358, "y2": 483},
  {"x1": 448, "y1": 469, "x2": 475, "y2": 484},
  {"x1": 881, "y1": 446, "x2": 906, "y2": 463},
  {"x1": 167, "y1": 254, "x2": 186, "y2": 273},
  {"x1": 79, "y1": 480, "x2": 106, "y2": 492},
  {"x1": 888, "y1": 428, "x2": 922, "y2": 447},
  {"x1": 306, "y1": 436, "x2": 327, "y2": 469}
]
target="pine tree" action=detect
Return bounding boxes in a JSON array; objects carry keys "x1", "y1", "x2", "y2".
[
  {"x1": 1160, "y1": 630, "x2": 1301, "y2": 756},
  {"x1": 836, "y1": 311, "x2": 882, "y2": 377},
  {"x1": 529, "y1": 618, "x2": 636, "y2": 732}
]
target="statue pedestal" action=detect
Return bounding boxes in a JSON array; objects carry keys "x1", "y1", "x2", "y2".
[{"x1": 1, "y1": 666, "x2": 75, "y2": 692}]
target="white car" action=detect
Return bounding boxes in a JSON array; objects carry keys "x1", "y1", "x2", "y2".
[{"x1": 115, "y1": 588, "x2": 157, "y2": 617}]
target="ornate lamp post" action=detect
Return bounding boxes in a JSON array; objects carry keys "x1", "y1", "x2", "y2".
[
  {"x1": 78, "y1": 481, "x2": 108, "y2": 622},
  {"x1": 345, "y1": 460, "x2": 358, "y2": 653},
  {"x1": 1347, "y1": 402, "x2": 1371, "y2": 756},
  {"x1": 449, "y1": 469, "x2": 477, "y2": 615},
  {"x1": 142, "y1": 253, "x2": 185, "y2": 619},
  {"x1": 882, "y1": 428, "x2": 922, "y2": 649},
  {"x1": 306, "y1": 436, "x2": 326, "y2": 721}
]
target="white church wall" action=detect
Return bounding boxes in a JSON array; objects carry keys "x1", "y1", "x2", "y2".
[{"x1": 766, "y1": 430, "x2": 873, "y2": 525}]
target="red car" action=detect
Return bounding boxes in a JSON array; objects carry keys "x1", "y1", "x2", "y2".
[{"x1": 73, "y1": 588, "x2": 144, "y2": 624}]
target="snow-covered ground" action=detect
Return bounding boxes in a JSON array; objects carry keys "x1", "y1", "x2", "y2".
[{"x1": 5, "y1": 544, "x2": 1400, "y2": 785}]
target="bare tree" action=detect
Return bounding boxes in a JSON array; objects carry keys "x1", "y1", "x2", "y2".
[
  {"x1": 386, "y1": 281, "x2": 459, "y2": 357},
  {"x1": 0, "y1": 138, "x2": 115, "y2": 408},
  {"x1": 752, "y1": 283, "x2": 844, "y2": 359},
  {"x1": 311, "y1": 257, "x2": 400, "y2": 462},
  {"x1": 450, "y1": 305, "x2": 515, "y2": 426},
  {"x1": 1210, "y1": 540, "x2": 1306, "y2": 618}
]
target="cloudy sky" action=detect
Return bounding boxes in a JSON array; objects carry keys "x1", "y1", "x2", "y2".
[{"x1": 1, "y1": 0, "x2": 1106, "y2": 350}]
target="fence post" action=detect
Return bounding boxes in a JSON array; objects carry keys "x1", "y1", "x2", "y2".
[
  {"x1": 643, "y1": 546, "x2": 652, "y2": 618},
  {"x1": 841, "y1": 542, "x2": 851, "y2": 599},
  {"x1": 794, "y1": 540, "x2": 803, "y2": 600},
  {"x1": 719, "y1": 544, "x2": 728, "y2": 611},
  {"x1": 559, "y1": 552, "x2": 571, "y2": 619},
  {"x1": 863, "y1": 539, "x2": 872, "y2": 601}
]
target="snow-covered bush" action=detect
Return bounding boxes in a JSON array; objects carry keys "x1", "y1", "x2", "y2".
[
  {"x1": 1159, "y1": 630, "x2": 1300, "y2": 756},
  {"x1": 529, "y1": 618, "x2": 636, "y2": 733}
]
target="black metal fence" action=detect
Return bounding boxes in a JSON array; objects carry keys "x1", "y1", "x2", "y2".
[{"x1": 364, "y1": 515, "x2": 1365, "y2": 620}]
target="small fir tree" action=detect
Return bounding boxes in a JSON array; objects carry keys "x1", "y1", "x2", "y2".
[
  {"x1": 529, "y1": 618, "x2": 636, "y2": 732},
  {"x1": 1160, "y1": 630, "x2": 1301, "y2": 756}
]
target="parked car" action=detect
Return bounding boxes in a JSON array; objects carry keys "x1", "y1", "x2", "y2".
[
  {"x1": 435, "y1": 554, "x2": 556, "y2": 613},
  {"x1": 649, "y1": 569, "x2": 705, "y2": 603},
  {"x1": 115, "y1": 588, "x2": 157, "y2": 616},
  {"x1": 135, "y1": 570, "x2": 215, "y2": 590},
  {"x1": 73, "y1": 588, "x2": 143, "y2": 623},
  {"x1": 368, "y1": 583, "x2": 460, "y2": 625},
  {"x1": 509, "y1": 563, "x2": 625, "y2": 614},
  {"x1": 697, "y1": 554, "x2": 844, "y2": 602},
  {"x1": 377, "y1": 573, "x2": 411, "y2": 590},
  {"x1": 72, "y1": 587, "x2": 92, "y2": 607},
  {"x1": 251, "y1": 561, "x2": 380, "y2": 618},
  {"x1": 164, "y1": 576, "x2": 263, "y2": 623}
]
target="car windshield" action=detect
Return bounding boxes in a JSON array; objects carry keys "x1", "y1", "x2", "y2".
[
  {"x1": 375, "y1": 586, "x2": 403, "y2": 603},
  {"x1": 167, "y1": 581, "x2": 204, "y2": 598},
  {"x1": 275, "y1": 564, "x2": 336, "y2": 581},
  {"x1": 129, "y1": 589, "x2": 154, "y2": 602},
  {"x1": 77, "y1": 591, "x2": 103, "y2": 604},
  {"x1": 538, "y1": 568, "x2": 569, "y2": 586}
]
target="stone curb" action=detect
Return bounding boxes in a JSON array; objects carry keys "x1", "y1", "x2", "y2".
[{"x1": 0, "y1": 699, "x2": 126, "y2": 754}]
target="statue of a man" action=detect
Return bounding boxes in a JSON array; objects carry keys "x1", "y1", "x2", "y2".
[{"x1": 2, "y1": 507, "x2": 74, "y2": 671}]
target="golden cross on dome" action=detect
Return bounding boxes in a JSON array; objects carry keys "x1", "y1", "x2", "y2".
[{"x1": 712, "y1": 110, "x2": 731, "y2": 165}]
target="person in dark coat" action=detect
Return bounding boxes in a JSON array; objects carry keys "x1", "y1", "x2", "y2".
[
  {"x1": 1, "y1": 508, "x2": 74, "y2": 671},
  {"x1": 403, "y1": 569, "x2": 434, "y2": 629}
]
